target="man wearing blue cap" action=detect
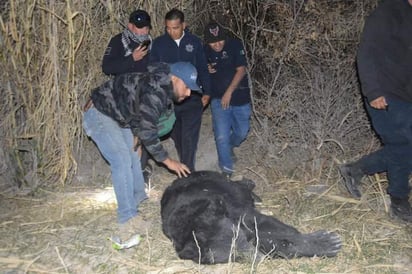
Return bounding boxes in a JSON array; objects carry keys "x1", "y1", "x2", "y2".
[{"x1": 83, "y1": 62, "x2": 196, "y2": 244}]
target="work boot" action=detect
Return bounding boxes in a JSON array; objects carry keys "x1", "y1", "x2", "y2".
[
  {"x1": 338, "y1": 163, "x2": 364, "y2": 198},
  {"x1": 390, "y1": 197, "x2": 412, "y2": 223}
]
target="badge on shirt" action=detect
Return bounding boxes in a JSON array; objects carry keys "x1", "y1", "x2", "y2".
[
  {"x1": 185, "y1": 44, "x2": 194, "y2": 53},
  {"x1": 240, "y1": 49, "x2": 245, "y2": 56}
]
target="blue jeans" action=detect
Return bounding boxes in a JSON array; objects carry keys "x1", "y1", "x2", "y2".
[
  {"x1": 357, "y1": 97, "x2": 412, "y2": 199},
  {"x1": 211, "y1": 99, "x2": 251, "y2": 174},
  {"x1": 83, "y1": 108, "x2": 147, "y2": 223}
]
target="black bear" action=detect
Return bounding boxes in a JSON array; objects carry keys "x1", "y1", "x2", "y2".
[{"x1": 161, "y1": 171, "x2": 342, "y2": 264}]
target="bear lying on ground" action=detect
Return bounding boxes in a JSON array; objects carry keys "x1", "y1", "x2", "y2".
[{"x1": 161, "y1": 171, "x2": 342, "y2": 264}]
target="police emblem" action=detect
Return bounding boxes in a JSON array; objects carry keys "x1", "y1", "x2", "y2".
[{"x1": 185, "y1": 44, "x2": 194, "y2": 52}]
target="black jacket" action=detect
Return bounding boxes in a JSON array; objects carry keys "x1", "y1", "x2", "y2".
[
  {"x1": 91, "y1": 63, "x2": 174, "y2": 162},
  {"x1": 357, "y1": 0, "x2": 412, "y2": 103},
  {"x1": 102, "y1": 33, "x2": 149, "y2": 75}
]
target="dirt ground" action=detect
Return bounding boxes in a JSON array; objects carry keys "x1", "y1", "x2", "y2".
[{"x1": 1, "y1": 109, "x2": 411, "y2": 274}]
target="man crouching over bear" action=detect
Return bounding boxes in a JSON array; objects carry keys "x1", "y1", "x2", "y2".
[{"x1": 161, "y1": 171, "x2": 341, "y2": 264}]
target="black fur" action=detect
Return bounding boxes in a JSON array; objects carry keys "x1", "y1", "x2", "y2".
[{"x1": 161, "y1": 171, "x2": 342, "y2": 264}]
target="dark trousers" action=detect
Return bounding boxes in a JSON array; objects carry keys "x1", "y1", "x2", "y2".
[
  {"x1": 171, "y1": 94, "x2": 203, "y2": 171},
  {"x1": 140, "y1": 146, "x2": 150, "y2": 170},
  {"x1": 357, "y1": 97, "x2": 412, "y2": 199}
]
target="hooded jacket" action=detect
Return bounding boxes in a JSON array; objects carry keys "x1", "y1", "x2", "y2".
[
  {"x1": 91, "y1": 62, "x2": 175, "y2": 162},
  {"x1": 357, "y1": 0, "x2": 412, "y2": 103}
]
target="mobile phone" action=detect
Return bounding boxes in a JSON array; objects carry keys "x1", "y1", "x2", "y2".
[{"x1": 140, "y1": 40, "x2": 151, "y2": 50}]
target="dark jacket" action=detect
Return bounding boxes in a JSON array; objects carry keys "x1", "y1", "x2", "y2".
[
  {"x1": 91, "y1": 63, "x2": 174, "y2": 162},
  {"x1": 150, "y1": 29, "x2": 211, "y2": 95},
  {"x1": 102, "y1": 33, "x2": 149, "y2": 75},
  {"x1": 357, "y1": 0, "x2": 412, "y2": 103},
  {"x1": 204, "y1": 37, "x2": 251, "y2": 106}
]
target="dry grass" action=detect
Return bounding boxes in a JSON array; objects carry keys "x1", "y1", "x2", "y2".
[
  {"x1": 1, "y1": 112, "x2": 411, "y2": 273},
  {"x1": 0, "y1": 165, "x2": 411, "y2": 273}
]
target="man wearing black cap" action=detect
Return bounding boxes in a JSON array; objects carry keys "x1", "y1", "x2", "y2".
[
  {"x1": 102, "y1": 9, "x2": 155, "y2": 184},
  {"x1": 83, "y1": 62, "x2": 196, "y2": 245},
  {"x1": 102, "y1": 9, "x2": 152, "y2": 75},
  {"x1": 203, "y1": 21, "x2": 251, "y2": 178}
]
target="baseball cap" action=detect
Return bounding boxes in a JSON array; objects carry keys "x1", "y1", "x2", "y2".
[
  {"x1": 204, "y1": 22, "x2": 226, "y2": 44},
  {"x1": 129, "y1": 10, "x2": 151, "y2": 28},
  {"x1": 169, "y1": 62, "x2": 201, "y2": 91}
]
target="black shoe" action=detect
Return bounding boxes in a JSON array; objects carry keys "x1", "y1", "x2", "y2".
[
  {"x1": 143, "y1": 164, "x2": 153, "y2": 185},
  {"x1": 338, "y1": 164, "x2": 363, "y2": 198},
  {"x1": 390, "y1": 197, "x2": 412, "y2": 223}
]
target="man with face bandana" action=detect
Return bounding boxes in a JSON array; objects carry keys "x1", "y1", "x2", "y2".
[
  {"x1": 102, "y1": 9, "x2": 155, "y2": 184},
  {"x1": 102, "y1": 9, "x2": 152, "y2": 75}
]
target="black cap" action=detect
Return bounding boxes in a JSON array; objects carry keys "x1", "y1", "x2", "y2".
[
  {"x1": 204, "y1": 22, "x2": 226, "y2": 44},
  {"x1": 129, "y1": 10, "x2": 151, "y2": 28}
]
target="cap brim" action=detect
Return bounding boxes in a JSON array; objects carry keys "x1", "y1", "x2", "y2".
[
  {"x1": 187, "y1": 83, "x2": 201, "y2": 92},
  {"x1": 206, "y1": 37, "x2": 225, "y2": 44},
  {"x1": 134, "y1": 22, "x2": 151, "y2": 28}
]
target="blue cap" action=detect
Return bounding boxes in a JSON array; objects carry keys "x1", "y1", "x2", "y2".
[{"x1": 169, "y1": 62, "x2": 201, "y2": 91}]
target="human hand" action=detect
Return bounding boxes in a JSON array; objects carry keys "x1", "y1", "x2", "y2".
[
  {"x1": 221, "y1": 91, "x2": 232, "y2": 109},
  {"x1": 208, "y1": 63, "x2": 217, "y2": 73},
  {"x1": 163, "y1": 158, "x2": 191, "y2": 178},
  {"x1": 132, "y1": 46, "x2": 148, "y2": 61},
  {"x1": 201, "y1": 95, "x2": 210, "y2": 108},
  {"x1": 370, "y1": 96, "x2": 388, "y2": 110}
]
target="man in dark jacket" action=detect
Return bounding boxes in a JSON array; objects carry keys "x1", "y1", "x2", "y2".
[
  {"x1": 83, "y1": 62, "x2": 195, "y2": 244},
  {"x1": 102, "y1": 9, "x2": 155, "y2": 185},
  {"x1": 102, "y1": 9, "x2": 152, "y2": 75},
  {"x1": 339, "y1": 0, "x2": 412, "y2": 223},
  {"x1": 150, "y1": 8, "x2": 211, "y2": 171}
]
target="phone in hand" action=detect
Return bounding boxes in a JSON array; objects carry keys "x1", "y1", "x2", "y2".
[{"x1": 140, "y1": 40, "x2": 151, "y2": 50}]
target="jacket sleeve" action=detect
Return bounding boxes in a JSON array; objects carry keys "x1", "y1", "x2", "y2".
[
  {"x1": 356, "y1": 7, "x2": 394, "y2": 102},
  {"x1": 134, "y1": 89, "x2": 169, "y2": 162},
  {"x1": 102, "y1": 35, "x2": 137, "y2": 75},
  {"x1": 149, "y1": 38, "x2": 161, "y2": 63}
]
